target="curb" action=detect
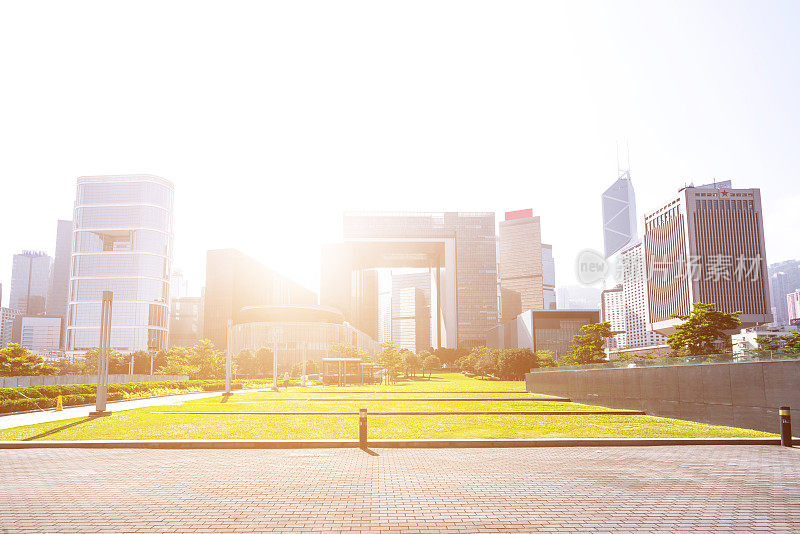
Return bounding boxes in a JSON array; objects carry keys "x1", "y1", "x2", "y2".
[{"x1": 0, "y1": 437, "x2": 782, "y2": 449}]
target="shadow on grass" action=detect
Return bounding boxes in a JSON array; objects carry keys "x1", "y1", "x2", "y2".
[{"x1": 22, "y1": 417, "x2": 95, "y2": 441}]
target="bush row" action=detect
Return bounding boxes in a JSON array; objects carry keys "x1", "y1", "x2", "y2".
[{"x1": 0, "y1": 379, "x2": 245, "y2": 414}]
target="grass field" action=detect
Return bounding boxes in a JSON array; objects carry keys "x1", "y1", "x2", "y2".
[{"x1": 0, "y1": 373, "x2": 775, "y2": 440}]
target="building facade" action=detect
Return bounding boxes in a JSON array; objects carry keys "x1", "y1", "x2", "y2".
[
  {"x1": 391, "y1": 271, "x2": 432, "y2": 351},
  {"x1": 18, "y1": 316, "x2": 62, "y2": 357},
  {"x1": 556, "y1": 285, "x2": 601, "y2": 310},
  {"x1": 324, "y1": 212, "x2": 498, "y2": 349},
  {"x1": 601, "y1": 285, "x2": 626, "y2": 351},
  {"x1": 486, "y1": 309, "x2": 600, "y2": 359},
  {"x1": 618, "y1": 241, "x2": 669, "y2": 349},
  {"x1": 643, "y1": 184, "x2": 772, "y2": 333},
  {"x1": 46, "y1": 219, "x2": 73, "y2": 348},
  {"x1": 10, "y1": 251, "x2": 52, "y2": 316},
  {"x1": 788, "y1": 289, "x2": 800, "y2": 326},
  {"x1": 498, "y1": 209, "x2": 544, "y2": 319},
  {"x1": 768, "y1": 260, "x2": 800, "y2": 326},
  {"x1": 66, "y1": 175, "x2": 175, "y2": 356},
  {"x1": 203, "y1": 249, "x2": 317, "y2": 351},
  {"x1": 169, "y1": 296, "x2": 203, "y2": 347},
  {"x1": 0, "y1": 307, "x2": 21, "y2": 349},
  {"x1": 601, "y1": 171, "x2": 637, "y2": 258},
  {"x1": 542, "y1": 244, "x2": 556, "y2": 310}
]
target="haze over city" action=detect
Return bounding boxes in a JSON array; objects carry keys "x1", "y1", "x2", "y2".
[{"x1": 2, "y1": 0, "x2": 799, "y2": 301}]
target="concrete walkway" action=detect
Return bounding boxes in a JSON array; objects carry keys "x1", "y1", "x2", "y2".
[
  {"x1": 1, "y1": 446, "x2": 797, "y2": 533},
  {"x1": 0, "y1": 389, "x2": 260, "y2": 430}
]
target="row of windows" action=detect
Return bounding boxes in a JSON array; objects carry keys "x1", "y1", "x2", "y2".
[
  {"x1": 645, "y1": 205, "x2": 682, "y2": 232},
  {"x1": 72, "y1": 253, "x2": 169, "y2": 279},
  {"x1": 696, "y1": 199, "x2": 754, "y2": 211},
  {"x1": 67, "y1": 326, "x2": 167, "y2": 352},
  {"x1": 69, "y1": 302, "x2": 169, "y2": 328},
  {"x1": 75, "y1": 205, "x2": 171, "y2": 230},
  {"x1": 71, "y1": 278, "x2": 168, "y2": 303},
  {"x1": 77, "y1": 182, "x2": 173, "y2": 209}
]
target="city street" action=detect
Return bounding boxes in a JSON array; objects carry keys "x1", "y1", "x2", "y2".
[{"x1": 1, "y1": 445, "x2": 798, "y2": 533}]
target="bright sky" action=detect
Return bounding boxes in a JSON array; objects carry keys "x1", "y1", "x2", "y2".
[{"x1": 1, "y1": 0, "x2": 799, "y2": 305}]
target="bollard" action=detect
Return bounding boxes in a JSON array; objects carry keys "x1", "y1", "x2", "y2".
[
  {"x1": 359, "y1": 408, "x2": 367, "y2": 448},
  {"x1": 56, "y1": 395, "x2": 63, "y2": 411},
  {"x1": 779, "y1": 406, "x2": 792, "y2": 447}
]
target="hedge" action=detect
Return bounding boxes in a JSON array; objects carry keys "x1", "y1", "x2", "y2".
[{"x1": 0, "y1": 379, "x2": 245, "y2": 414}]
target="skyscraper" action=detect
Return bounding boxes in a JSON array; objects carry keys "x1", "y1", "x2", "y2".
[
  {"x1": 542, "y1": 244, "x2": 556, "y2": 310},
  {"x1": 66, "y1": 175, "x2": 175, "y2": 356},
  {"x1": 602, "y1": 172, "x2": 637, "y2": 259},
  {"x1": 10, "y1": 251, "x2": 52, "y2": 316},
  {"x1": 498, "y1": 209, "x2": 544, "y2": 320},
  {"x1": 618, "y1": 241, "x2": 668, "y2": 349},
  {"x1": 643, "y1": 183, "x2": 772, "y2": 333},
  {"x1": 391, "y1": 271, "x2": 432, "y2": 351},
  {"x1": 601, "y1": 285, "x2": 626, "y2": 350},
  {"x1": 46, "y1": 219, "x2": 72, "y2": 347},
  {"x1": 768, "y1": 260, "x2": 800, "y2": 326},
  {"x1": 203, "y1": 249, "x2": 317, "y2": 351}
]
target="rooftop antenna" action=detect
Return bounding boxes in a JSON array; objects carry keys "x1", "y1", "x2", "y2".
[{"x1": 617, "y1": 140, "x2": 631, "y2": 180}]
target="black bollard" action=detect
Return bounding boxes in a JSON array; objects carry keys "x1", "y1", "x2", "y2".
[
  {"x1": 359, "y1": 408, "x2": 368, "y2": 448},
  {"x1": 780, "y1": 407, "x2": 792, "y2": 447}
]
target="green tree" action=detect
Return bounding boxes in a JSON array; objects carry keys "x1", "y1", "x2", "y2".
[
  {"x1": 254, "y1": 347, "x2": 274, "y2": 376},
  {"x1": 667, "y1": 303, "x2": 741, "y2": 356},
  {"x1": 330, "y1": 342, "x2": 368, "y2": 361},
  {"x1": 535, "y1": 350, "x2": 557, "y2": 368},
  {"x1": 781, "y1": 332, "x2": 800, "y2": 354},
  {"x1": 421, "y1": 353, "x2": 441, "y2": 378},
  {"x1": 291, "y1": 358, "x2": 319, "y2": 377},
  {"x1": 497, "y1": 348, "x2": 536, "y2": 380},
  {"x1": 377, "y1": 341, "x2": 404, "y2": 384},
  {"x1": 563, "y1": 322, "x2": 612, "y2": 365},
  {"x1": 156, "y1": 340, "x2": 224, "y2": 379},
  {"x1": 459, "y1": 346, "x2": 498, "y2": 378},
  {"x1": 0, "y1": 344, "x2": 59, "y2": 376},
  {"x1": 402, "y1": 351, "x2": 421, "y2": 377},
  {"x1": 235, "y1": 349, "x2": 256, "y2": 376}
]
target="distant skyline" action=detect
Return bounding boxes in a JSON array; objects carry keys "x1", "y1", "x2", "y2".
[{"x1": 2, "y1": 1, "x2": 799, "y2": 306}]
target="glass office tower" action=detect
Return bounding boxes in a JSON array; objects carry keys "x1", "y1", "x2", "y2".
[{"x1": 66, "y1": 175, "x2": 174, "y2": 356}]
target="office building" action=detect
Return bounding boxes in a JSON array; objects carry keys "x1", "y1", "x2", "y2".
[
  {"x1": 498, "y1": 209, "x2": 544, "y2": 319},
  {"x1": 169, "y1": 296, "x2": 203, "y2": 347},
  {"x1": 486, "y1": 309, "x2": 600, "y2": 359},
  {"x1": 170, "y1": 269, "x2": 189, "y2": 301},
  {"x1": 230, "y1": 304, "x2": 380, "y2": 370},
  {"x1": 601, "y1": 171, "x2": 637, "y2": 258},
  {"x1": 788, "y1": 289, "x2": 800, "y2": 326},
  {"x1": 322, "y1": 212, "x2": 498, "y2": 348},
  {"x1": 601, "y1": 285, "x2": 626, "y2": 351},
  {"x1": 768, "y1": 260, "x2": 800, "y2": 326},
  {"x1": 618, "y1": 241, "x2": 669, "y2": 349},
  {"x1": 18, "y1": 316, "x2": 62, "y2": 357},
  {"x1": 66, "y1": 175, "x2": 174, "y2": 356},
  {"x1": 0, "y1": 307, "x2": 21, "y2": 349},
  {"x1": 203, "y1": 249, "x2": 317, "y2": 351},
  {"x1": 378, "y1": 287, "x2": 391, "y2": 343},
  {"x1": 10, "y1": 251, "x2": 52, "y2": 316},
  {"x1": 643, "y1": 183, "x2": 772, "y2": 333},
  {"x1": 391, "y1": 271, "x2": 432, "y2": 351},
  {"x1": 542, "y1": 244, "x2": 556, "y2": 310},
  {"x1": 46, "y1": 219, "x2": 72, "y2": 348}
]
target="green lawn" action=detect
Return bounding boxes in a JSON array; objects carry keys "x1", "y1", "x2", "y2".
[{"x1": 0, "y1": 373, "x2": 775, "y2": 440}]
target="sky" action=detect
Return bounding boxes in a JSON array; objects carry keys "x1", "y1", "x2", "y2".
[{"x1": 1, "y1": 0, "x2": 799, "y2": 305}]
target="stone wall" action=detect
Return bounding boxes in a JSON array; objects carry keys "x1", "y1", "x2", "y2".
[{"x1": 525, "y1": 360, "x2": 800, "y2": 433}]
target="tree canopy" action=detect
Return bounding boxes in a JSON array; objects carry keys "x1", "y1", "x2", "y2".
[
  {"x1": 667, "y1": 303, "x2": 741, "y2": 355},
  {"x1": 0, "y1": 344, "x2": 59, "y2": 376},
  {"x1": 563, "y1": 322, "x2": 612, "y2": 365}
]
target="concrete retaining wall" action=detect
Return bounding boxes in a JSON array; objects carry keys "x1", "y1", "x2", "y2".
[
  {"x1": 0, "y1": 375, "x2": 190, "y2": 388},
  {"x1": 525, "y1": 360, "x2": 800, "y2": 433}
]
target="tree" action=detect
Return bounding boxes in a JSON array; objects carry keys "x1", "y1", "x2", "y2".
[
  {"x1": 0, "y1": 344, "x2": 59, "y2": 376},
  {"x1": 458, "y1": 346, "x2": 498, "y2": 378},
  {"x1": 535, "y1": 350, "x2": 557, "y2": 368},
  {"x1": 564, "y1": 322, "x2": 612, "y2": 365},
  {"x1": 497, "y1": 348, "x2": 536, "y2": 380},
  {"x1": 377, "y1": 341, "x2": 404, "y2": 384},
  {"x1": 421, "y1": 353, "x2": 441, "y2": 378},
  {"x1": 330, "y1": 343, "x2": 368, "y2": 361},
  {"x1": 255, "y1": 347, "x2": 274, "y2": 376},
  {"x1": 235, "y1": 349, "x2": 257, "y2": 376},
  {"x1": 667, "y1": 303, "x2": 741, "y2": 356},
  {"x1": 402, "y1": 351, "x2": 421, "y2": 377},
  {"x1": 156, "y1": 340, "x2": 224, "y2": 379},
  {"x1": 433, "y1": 347, "x2": 469, "y2": 367},
  {"x1": 291, "y1": 358, "x2": 319, "y2": 377},
  {"x1": 781, "y1": 332, "x2": 800, "y2": 354}
]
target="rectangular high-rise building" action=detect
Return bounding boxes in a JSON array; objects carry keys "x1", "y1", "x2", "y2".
[
  {"x1": 602, "y1": 172, "x2": 637, "y2": 259},
  {"x1": 169, "y1": 296, "x2": 203, "y2": 347},
  {"x1": 498, "y1": 209, "x2": 544, "y2": 320},
  {"x1": 66, "y1": 175, "x2": 175, "y2": 356},
  {"x1": 542, "y1": 244, "x2": 556, "y2": 310},
  {"x1": 19, "y1": 316, "x2": 62, "y2": 357},
  {"x1": 203, "y1": 249, "x2": 317, "y2": 351},
  {"x1": 643, "y1": 184, "x2": 772, "y2": 333},
  {"x1": 10, "y1": 251, "x2": 52, "y2": 316},
  {"x1": 46, "y1": 219, "x2": 72, "y2": 348},
  {"x1": 619, "y1": 241, "x2": 669, "y2": 349},
  {"x1": 0, "y1": 307, "x2": 21, "y2": 349},
  {"x1": 788, "y1": 289, "x2": 800, "y2": 326},
  {"x1": 392, "y1": 271, "x2": 432, "y2": 351},
  {"x1": 601, "y1": 285, "x2": 626, "y2": 350}
]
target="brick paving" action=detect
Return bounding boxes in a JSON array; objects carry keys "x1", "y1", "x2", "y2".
[{"x1": 0, "y1": 446, "x2": 798, "y2": 533}]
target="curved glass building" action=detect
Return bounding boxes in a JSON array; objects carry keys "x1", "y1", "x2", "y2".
[{"x1": 66, "y1": 175, "x2": 174, "y2": 356}]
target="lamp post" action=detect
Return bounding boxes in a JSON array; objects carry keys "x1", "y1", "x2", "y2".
[
  {"x1": 90, "y1": 291, "x2": 113, "y2": 417},
  {"x1": 225, "y1": 319, "x2": 232, "y2": 396}
]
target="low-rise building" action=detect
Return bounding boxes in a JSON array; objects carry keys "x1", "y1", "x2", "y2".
[{"x1": 486, "y1": 309, "x2": 600, "y2": 359}]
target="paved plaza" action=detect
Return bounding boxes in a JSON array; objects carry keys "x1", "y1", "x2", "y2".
[{"x1": 1, "y1": 445, "x2": 798, "y2": 533}]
